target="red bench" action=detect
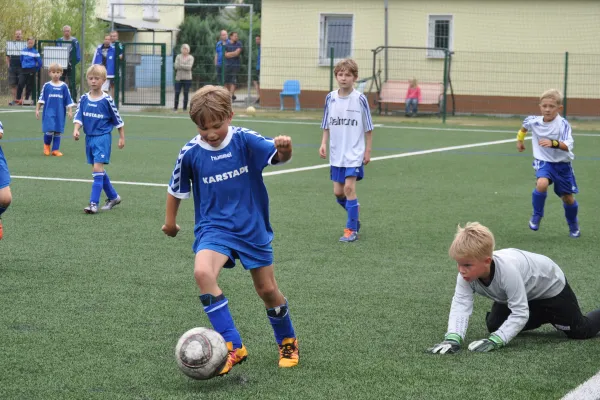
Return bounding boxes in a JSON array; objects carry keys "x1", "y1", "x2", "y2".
[{"x1": 377, "y1": 80, "x2": 444, "y2": 115}]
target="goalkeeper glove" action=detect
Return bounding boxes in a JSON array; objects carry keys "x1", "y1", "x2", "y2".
[
  {"x1": 427, "y1": 333, "x2": 462, "y2": 354},
  {"x1": 468, "y1": 334, "x2": 504, "y2": 352}
]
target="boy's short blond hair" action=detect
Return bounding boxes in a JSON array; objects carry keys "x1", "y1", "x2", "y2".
[
  {"x1": 448, "y1": 222, "x2": 495, "y2": 261},
  {"x1": 48, "y1": 63, "x2": 63, "y2": 73},
  {"x1": 540, "y1": 89, "x2": 563, "y2": 106},
  {"x1": 86, "y1": 64, "x2": 107, "y2": 80},
  {"x1": 334, "y1": 58, "x2": 359, "y2": 79},
  {"x1": 189, "y1": 85, "x2": 232, "y2": 128}
]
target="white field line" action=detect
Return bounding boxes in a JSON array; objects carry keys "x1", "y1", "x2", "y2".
[
  {"x1": 561, "y1": 370, "x2": 600, "y2": 400},
  {"x1": 0, "y1": 109, "x2": 31, "y2": 114},
  {"x1": 11, "y1": 137, "x2": 528, "y2": 186}
]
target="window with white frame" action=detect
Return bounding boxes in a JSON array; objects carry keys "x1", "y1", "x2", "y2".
[
  {"x1": 107, "y1": 0, "x2": 125, "y2": 18},
  {"x1": 427, "y1": 15, "x2": 453, "y2": 58},
  {"x1": 319, "y1": 14, "x2": 353, "y2": 65},
  {"x1": 143, "y1": 0, "x2": 160, "y2": 22}
]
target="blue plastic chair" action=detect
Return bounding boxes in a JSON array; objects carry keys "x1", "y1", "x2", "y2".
[{"x1": 280, "y1": 80, "x2": 301, "y2": 111}]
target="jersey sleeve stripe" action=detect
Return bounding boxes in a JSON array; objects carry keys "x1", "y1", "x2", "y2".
[
  {"x1": 320, "y1": 92, "x2": 331, "y2": 129},
  {"x1": 359, "y1": 95, "x2": 373, "y2": 131}
]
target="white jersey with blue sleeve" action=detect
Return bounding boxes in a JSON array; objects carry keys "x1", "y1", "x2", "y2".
[
  {"x1": 168, "y1": 126, "x2": 280, "y2": 247},
  {"x1": 523, "y1": 115, "x2": 574, "y2": 162},
  {"x1": 38, "y1": 81, "x2": 76, "y2": 133},
  {"x1": 321, "y1": 89, "x2": 373, "y2": 167},
  {"x1": 447, "y1": 248, "x2": 566, "y2": 344},
  {"x1": 73, "y1": 92, "x2": 124, "y2": 136}
]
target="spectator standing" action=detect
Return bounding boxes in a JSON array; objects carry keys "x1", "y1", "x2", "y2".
[
  {"x1": 173, "y1": 44, "x2": 194, "y2": 112},
  {"x1": 6, "y1": 30, "x2": 24, "y2": 106}
]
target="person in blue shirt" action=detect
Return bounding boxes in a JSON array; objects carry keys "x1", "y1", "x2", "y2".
[
  {"x1": 224, "y1": 32, "x2": 242, "y2": 100},
  {"x1": 92, "y1": 35, "x2": 117, "y2": 94},
  {"x1": 73, "y1": 65, "x2": 125, "y2": 214},
  {"x1": 36, "y1": 63, "x2": 76, "y2": 157},
  {"x1": 214, "y1": 30, "x2": 229, "y2": 86},
  {"x1": 57, "y1": 25, "x2": 81, "y2": 86},
  {"x1": 16, "y1": 38, "x2": 42, "y2": 105},
  {"x1": 0, "y1": 121, "x2": 12, "y2": 240},
  {"x1": 252, "y1": 35, "x2": 261, "y2": 104},
  {"x1": 162, "y1": 85, "x2": 299, "y2": 376}
]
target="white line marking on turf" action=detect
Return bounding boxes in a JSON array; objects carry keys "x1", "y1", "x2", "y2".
[
  {"x1": 561, "y1": 370, "x2": 600, "y2": 400},
  {"x1": 0, "y1": 109, "x2": 32, "y2": 114},
  {"x1": 11, "y1": 137, "x2": 528, "y2": 186}
]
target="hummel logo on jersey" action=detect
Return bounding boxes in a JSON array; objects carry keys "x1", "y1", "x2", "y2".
[
  {"x1": 329, "y1": 117, "x2": 358, "y2": 126},
  {"x1": 202, "y1": 166, "x2": 249, "y2": 184},
  {"x1": 87, "y1": 103, "x2": 98, "y2": 107},
  {"x1": 210, "y1": 152, "x2": 232, "y2": 161}
]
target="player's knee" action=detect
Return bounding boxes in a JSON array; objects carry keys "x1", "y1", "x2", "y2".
[
  {"x1": 0, "y1": 187, "x2": 12, "y2": 207},
  {"x1": 485, "y1": 312, "x2": 503, "y2": 333},
  {"x1": 343, "y1": 185, "x2": 355, "y2": 198},
  {"x1": 561, "y1": 194, "x2": 575, "y2": 205},
  {"x1": 535, "y1": 178, "x2": 549, "y2": 191},
  {"x1": 193, "y1": 264, "x2": 217, "y2": 286},
  {"x1": 254, "y1": 280, "x2": 279, "y2": 302}
]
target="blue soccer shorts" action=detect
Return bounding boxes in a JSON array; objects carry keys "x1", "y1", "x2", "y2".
[
  {"x1": 85, "y1": 134, "x2": 112, "y2": 164},
  {"x1": 533, "y1": 159, "x2": 578, "y2": 196},
  {"x1": 0, "y1": 148, "x2": 11, "y2": 189},
  {"x1": 193, "y1": 237, "x2": 274, "y2": 270},
  {"x1": 330, "y1": 165, "x2": 364, "y2": 184}
]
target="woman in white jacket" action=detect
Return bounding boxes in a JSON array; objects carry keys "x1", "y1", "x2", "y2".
[{"x1": 173, "y1": 44, "x2": 194, "y2": 111}]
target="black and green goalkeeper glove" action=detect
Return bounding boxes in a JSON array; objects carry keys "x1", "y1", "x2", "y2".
[
  {"x1": 468, "y1": 334, "x2": 504, "y2": 352},
  {"x1": 427, "y1": 333, "x2": 462, "y2": 354}
]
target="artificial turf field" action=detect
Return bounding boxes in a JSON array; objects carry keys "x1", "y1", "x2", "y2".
[{"x1": 1, "y1": 108, "x2": 599, "y2": 399}]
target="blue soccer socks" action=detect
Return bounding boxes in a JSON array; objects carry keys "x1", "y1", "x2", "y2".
[
  {"x1": 90, "y1": 172, "x2": 105, "y2": 205},
  {"x1": 336, "y1": 196, "x2": 347, "y2": 210},
  {"x1": 51, "y1": 133, "x2": 61, "y2": 152},
  {"x1": 564, "y1": 201, "x2": 580, "y2": 237},
  {"x1": 267, "y1": 301, "x2": 296, "y2": 345},
  {"x1": 531, "y1": 190, "x2": 547, "y2": 217},
  {"x1": 201, "y1": 294, "x2": 243, "y2": 349},
  {"x1": 346, "y1": 198, "x2": 359, "y2": 231},
  {"x1": 0, "y1": 205, "x2": 6, "y2": 217},
  {"x1": 43, "y1": 132, "x2": 53, "y2": 145},
  {"x1": 102, "y1": 172, "x2": 118, "y2": 201}
]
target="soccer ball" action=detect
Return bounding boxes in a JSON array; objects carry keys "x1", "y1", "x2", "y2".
[
  {"x1": 175, "y1": 327, "x2": 229, "y2": 380},
  {"x1": 246, "y1": 106, "x2": 256, "y2": 115}
]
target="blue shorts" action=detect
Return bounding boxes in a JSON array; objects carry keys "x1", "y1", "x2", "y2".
[
  {"x1": 85, "y1": 134, "x2": 112, "y2": 165},
  {"x1": 193, "y1": 238, "x2": 274, "y2": 270},
  {"x1": 330, "y1": 165, "x2": 364, "y2": 184},
  {"x1": 533, "y1": 159, "x2": 578, "y2": 196},
  {"x1": 0, "y1": 147, "x2": 10, "y2": 189}
]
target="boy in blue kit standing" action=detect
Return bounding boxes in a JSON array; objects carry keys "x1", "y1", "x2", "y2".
[
  {"x1": 517, "y1": 89, "x2": 580, "y2": 238},
  {"x1": 0, "y1": 121, "x2": 13, "y2": 240},
  {"x1": 162, "y1": 85, "x2": 299, "y2": 375},
  {"x1": 73, "y1": 65, "x2": 125, "y2": 214},
  {"x1": 36, "y1": 63, "x2": 76, "y2": 156},
  {"x1": 319, "y1": 58, "x2": 373, "y2": 242}
]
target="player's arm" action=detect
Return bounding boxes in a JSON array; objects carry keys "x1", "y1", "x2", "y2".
[
  {"x1": 364, "y1": 130, "x2": 373, "y2": 165},
  {"x1": 162, "y1": 193, "x2": 182, "y2": 237},
  {"x1": 273, "y1": 135, "x2": 292, "y2": 163},
  {"x1": 469, "y1": 271, "x2": 528, "y2": 352},
  {"x1": 117, "y1": 126, "x2": 125, "y2": 149},
  {"x1": 319, "y1": 129, "x2": 329, "y2": 159},
  {"x1": 35, "y1": 101, "x2": 42, "y2": 119},
  {"x1": 427, "y1": 274, "x2": 473, "y2": 354},
  {"x1": 539, "y1": 122, "x2": 573, "y2": 151}
]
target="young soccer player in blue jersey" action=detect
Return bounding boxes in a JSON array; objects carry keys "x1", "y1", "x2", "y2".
[
  {"x1": 36, "y1": 63, "x2": 75, "y2": 156},
  {"x1": 320, "y1": 58, "x2": 373, "y2": 242},
  {"x1": 73, "y1": 65, "x2": 125, "y2": 214},
  {"x1": 162, "y1": 85, "x2": 299, "y2": 375},
  {"x1": 516, "y1": 89, "x2": 580, "y2": 238},
  {"x1": 0, "y1": 121, "x2": 13, "y2": 240}
]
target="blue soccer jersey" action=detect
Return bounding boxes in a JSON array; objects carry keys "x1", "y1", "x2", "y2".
[
  {"x1": 168, "y1": 126, "x2": 279, "y2": 247},
  {"x1": 0, "y1": 121, "x2": 11, "y2": 190},
  {"x1": 38, "y1": 81, "x2": 75, "y2": 133},
  {"x1": 73, "y1": 92, "x2": 123, "y2": 136}
]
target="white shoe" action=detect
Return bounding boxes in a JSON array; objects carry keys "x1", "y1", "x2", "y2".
[
  {"x1": 101, "y1": 195, "x2": 121, "y2": 210},
  {"x1": 84, "y1": 203, "x2": 98, "y2": 214}
]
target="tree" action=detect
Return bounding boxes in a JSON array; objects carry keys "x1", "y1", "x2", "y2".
[{"x1": 0, "y1": 0, "x2": 48, "y2": 42}]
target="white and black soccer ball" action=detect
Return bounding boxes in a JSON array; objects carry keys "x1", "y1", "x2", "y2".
[{"x1": 175, "y1": 327, "x2": 229, "y2": 380}]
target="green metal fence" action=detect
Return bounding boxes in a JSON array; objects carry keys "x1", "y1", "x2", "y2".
[{"x1": 118, "y1": 43, "x2": 166, "y2": 107}]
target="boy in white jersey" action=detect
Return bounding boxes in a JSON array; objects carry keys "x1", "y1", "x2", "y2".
[
  {"x1": 320, "y1": 59, "x2": 373, "y2": 242},
  {"x1": 427, "y1": 222, "x2": 600, "y2": 354},
  {"x1": 73, "y1": 65, "x2": 125, "y2": 214},
  {"x1": 36, "y1": 63, "x2": 75, "y2": 156},
  {"x1": 517, "y1": 89, "x2": 580, "y2": 237},
  {"x1": 162, "y1": 85, "x2": 299, "y2": 375}
]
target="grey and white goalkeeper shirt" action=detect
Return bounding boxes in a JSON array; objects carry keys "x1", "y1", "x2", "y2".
[{"x1": 447, "y1": 248, "x2": 566, "y2": 344}]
